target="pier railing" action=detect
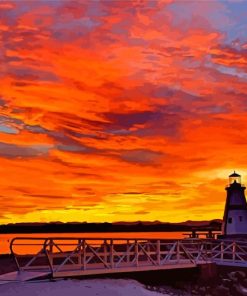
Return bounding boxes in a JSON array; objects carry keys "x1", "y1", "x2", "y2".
[
  {"x1": 207, "y1": 240, "x2": 247, "y2": 266},
  {"x1": 10, "y1": 237, "x2": 50, "y2": 272},
  {"x1": 9, "y1": 238, "x2": 247, "y2": 277}
]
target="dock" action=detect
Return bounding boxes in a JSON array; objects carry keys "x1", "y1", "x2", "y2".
[
  {"x1": 1, "y1": 236, "x2": 247, "y2": 284},
  {"x1": 183, "y1": 230, "x2": 221, "y2": 239}
]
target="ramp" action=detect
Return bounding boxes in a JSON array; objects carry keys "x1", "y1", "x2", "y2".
[
  {"x1": 8, "y1": 237, "x2": 247, "y2": 281},
  {"x1": 0, "y1": 271, "x2": 51, "y2": 285}
]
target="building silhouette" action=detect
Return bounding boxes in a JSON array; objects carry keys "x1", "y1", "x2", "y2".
[{"x1": 222, "y1": 171, "x2": 247, "y2": 237}]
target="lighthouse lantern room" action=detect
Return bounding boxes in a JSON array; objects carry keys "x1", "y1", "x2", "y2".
[
  {"x1": 222, "y1": 171, "x2": 247, "y2": 237},
  {"x1": 229, "y1": 171, "x2": 241, "y2": 185}
]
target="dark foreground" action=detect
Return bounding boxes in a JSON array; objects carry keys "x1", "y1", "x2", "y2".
[
  {"x1": 0, "y1": 220, "x2": 221, "y2": 234},
  {"x1": 1, "y1": 255, "x2": 247, "y2": 295}
]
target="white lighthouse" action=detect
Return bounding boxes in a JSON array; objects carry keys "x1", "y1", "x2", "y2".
[{"x1": 222, "y1": 171, "x2": 247, "y2": 237}]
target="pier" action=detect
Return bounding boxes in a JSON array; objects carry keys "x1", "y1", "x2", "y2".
[
  {"x1": 1, "y1": 237, "x2": 247, "y2": 284},
  {"x1": 183, "y1": 230, "x2": 221, "y2": 239}
]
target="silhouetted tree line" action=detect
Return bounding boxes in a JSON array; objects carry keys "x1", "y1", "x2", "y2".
[{"x1": 0, "y1": 220, "x2": 222, "y2": 233}]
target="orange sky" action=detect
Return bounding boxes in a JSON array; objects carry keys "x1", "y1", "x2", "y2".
[{"x1": 1, "y1": 0, "x2": 247, "y2": 224}]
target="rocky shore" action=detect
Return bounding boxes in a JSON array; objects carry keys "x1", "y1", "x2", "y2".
[{"x1": 145, "y1": 269, "x2": 247, "y2": 296}]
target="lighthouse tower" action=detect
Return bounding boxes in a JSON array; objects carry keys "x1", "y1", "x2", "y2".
[{"x1": 222, "y1": 171, "x2": 247, "y2": 236}]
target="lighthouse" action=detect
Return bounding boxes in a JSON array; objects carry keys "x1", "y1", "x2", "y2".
[{"x1": 222, "y1": 171, "x2": 247, "y2": 237}]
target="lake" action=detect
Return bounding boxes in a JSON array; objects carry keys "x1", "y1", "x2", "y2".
[
  {"x1": 0, "y1": 231, "x2": 220, "y2": 254},
  {"x1": 0, "y1": 232, "x2": 188, "y2": 254}
]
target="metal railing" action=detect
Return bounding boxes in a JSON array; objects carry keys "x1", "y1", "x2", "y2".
[
  {"x1": 9, "y1": 237, "x2": 247, "y2": 277},
  {"x1": 10, "y1": 237, "x2": 51, "y2": 272}
]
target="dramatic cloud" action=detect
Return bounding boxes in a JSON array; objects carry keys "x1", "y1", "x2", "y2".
[{"x1": 0, "y1": 0, "x2": 247, "y2": 223}]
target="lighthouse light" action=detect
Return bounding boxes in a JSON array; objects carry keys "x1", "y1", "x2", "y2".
[{"x1": 229, "y1": 171, "x2": 241, "y2": 185}]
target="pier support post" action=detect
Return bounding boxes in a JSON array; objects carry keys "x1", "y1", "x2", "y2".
[{"x1": 198, "y1": 263, "x2": 217, "y2": 281}]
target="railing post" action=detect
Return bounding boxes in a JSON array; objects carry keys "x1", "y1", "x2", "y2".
[
  {"x1": 43, "y1": 239, "x2": 53, "y2": 273},
  {"x1": 49, "y1": 239, "x2": 53, "y2": 253},
  {"x1": 205, "y1": 241, "x2": 209, "y2": 261},
  {"x1": 176, "y1": 241, "x2": 180, "y2": 262},
  {"x1": 135, "y1": 240, "x2": 139, "y2": 267},
  {"x1": 103, "y1": 240, "x2": 107, "y2": 265},
  {"x1": 10, "y1": 239, "x2": 21, "y2": 272},
  {"x1": 49, "y1": 239, "x2": 53, "y2": 267},
  {"x1": 110, "y1": 239, "x2": 114, "y2": 268},
  {"x1": 210, "y1": 241, "x2": 213, "y2": 259},
  {"x1": 78, "y1": 239, "x2": 81, "y2": 267},
  {"x1": 157, "y1": 240, "x2": 161, "y2": 265},
  {"x1": 233, "y1": 241, "x2": 236, "y2": 262},
  {"x1": 147, "y1": 241, "x2": 150, "y2": 256},
  {"x1": 83, "y1": 239, "x2": 86, "y2": 270},
  {"x1": 221, "y1": 241, "x2": 224, "y2": 261},
  {"x1": 127, "y1": 240, "x2": 130, "y2": 264}
]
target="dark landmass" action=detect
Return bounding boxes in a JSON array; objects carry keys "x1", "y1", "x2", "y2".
[
  {"x1": 145, "y1": 266, "x2": 247, "y2": 295},
  {"x1": 0, "y1": 219, "x2": 222, "y2": 233}
]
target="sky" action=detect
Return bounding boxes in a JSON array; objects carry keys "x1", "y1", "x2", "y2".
[{"x1": 1, "y1": 0, "x2": 247, "y2": 224}]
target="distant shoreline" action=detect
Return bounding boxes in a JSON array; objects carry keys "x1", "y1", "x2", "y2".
[{"x1": 0, "y1": 220, "x2": 222, "y2": 234}]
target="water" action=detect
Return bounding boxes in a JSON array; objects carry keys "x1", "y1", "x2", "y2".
[
  {"x1": 0, "y1": 232, "x2": 186, "y2": 254},
  {"x1": 0, "y1": 231, "x2": 221, "y2": 254}
]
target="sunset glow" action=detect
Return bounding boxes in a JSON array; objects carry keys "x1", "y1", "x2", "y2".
[{"x1": 1, "y1": 0, "x2": 247, "y2": 223}]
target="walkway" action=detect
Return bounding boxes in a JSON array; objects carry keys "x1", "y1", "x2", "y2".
[{"x1": 1, "y1": 237, "x2": 247, "y2": 283}]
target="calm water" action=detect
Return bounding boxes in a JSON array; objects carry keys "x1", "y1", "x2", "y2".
[
  {"x1": 0, "y1": 231, "x2": 220, "y2": 254},
  {"x1": 0, "y1": 232, "x2": 187, "y2": 254}
]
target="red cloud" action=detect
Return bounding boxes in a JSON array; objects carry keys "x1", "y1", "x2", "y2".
[{"x1": 0, "y1": 0, "x2": 246, "y2": 223}]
